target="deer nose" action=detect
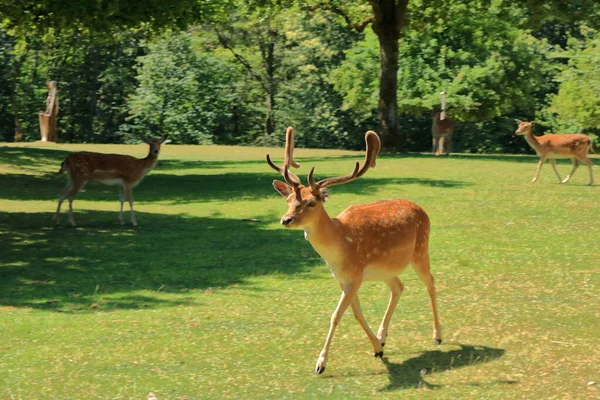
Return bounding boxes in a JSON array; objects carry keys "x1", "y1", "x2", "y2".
[{"x1": 281, "y1": 217, "x2": 294, "y2": 226}]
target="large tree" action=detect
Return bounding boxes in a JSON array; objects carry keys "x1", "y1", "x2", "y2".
[{"x1": 304, "y1": 0, "x2": 600, "y2": 151}]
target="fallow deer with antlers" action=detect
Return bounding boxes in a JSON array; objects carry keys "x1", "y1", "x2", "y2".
[
  {"x1": 53, "y1": 136, "x2": 167, "y2": 226},
  {"x1": 515, "y1": 120, "x2": 594, "y2": 185},
  {"x1": 267, "y1": 127, "x2": 442, "y2": 374}
]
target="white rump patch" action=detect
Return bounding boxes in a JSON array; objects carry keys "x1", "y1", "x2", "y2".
[{"x1": 96, "y1": 178, "x2": 124, "y2": 186}]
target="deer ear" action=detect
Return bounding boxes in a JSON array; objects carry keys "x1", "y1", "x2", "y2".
[
  {"x1": 530, "y1": 121, "x2": 536, "y2": 126},
  {"x1": 515, "y1": 119, "x2": 523, "y2": 124},
  {"x1": 160, "y1": 135, "x2": 168, "y2": 143},
  {"x1": 320, "y1": 188, "x2": 329, "y2": 202},
  {"x1": 273, "y1": 180, "x2": 293, "y2": 197}
]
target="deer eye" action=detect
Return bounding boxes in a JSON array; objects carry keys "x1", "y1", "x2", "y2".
[{"x1": 308, "y1": 201, "x2": 317, "y2": 207}]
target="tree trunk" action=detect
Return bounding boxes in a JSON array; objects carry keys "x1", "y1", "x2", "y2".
[
  {"x1": 377, "y1": 35, "x2": 400, "y2": 150},
  {"x1": 39, "y1": 81, "x2": 59, "y2": 142},
  {"x1": 370, "y1": 0, "x2": 408, "y2": 151},
  {"x1": 264, "y1": 37, "x2": 276, "y2": 137},
  {"x1": 10, "y1": 53, "x2": 26, "y2": 142}
]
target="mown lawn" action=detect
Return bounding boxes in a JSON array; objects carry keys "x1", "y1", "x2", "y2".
[{"x1": 0, "y1": 141, "x2": 598, "y2": 399}]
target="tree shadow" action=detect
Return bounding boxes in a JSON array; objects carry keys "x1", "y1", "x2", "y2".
[
  {"x1": 0, "y1": 211, "x2": 322, "y2": 313},
  {"x1": 379, "y1": 344, "x2": 507, "y2": 391},
  {"x1": 0, "y1": 146, "x2": 70, "y2": 171},
  {"x1": 380, "y1": 152, "x2": 591, "y2": 165},
  {"x1": 1, "y1": 171, "x2": 470, "y2": 203}
]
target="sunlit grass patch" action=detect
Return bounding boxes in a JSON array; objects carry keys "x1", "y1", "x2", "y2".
[{"x1": 0, "y1": 143, "x2": 598, "y2": 399}]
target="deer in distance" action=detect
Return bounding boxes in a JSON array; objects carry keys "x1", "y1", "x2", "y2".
[
  {"x1": 53, "y1": 136, "x2": 167, "y2": 226},
  {"x1": 515, "y1": 120, "x2": 594, "y2": 185},
  {"x1": 266, "y1": 127, "x2": 442, "y2": 374},
  {"x1": 432, "y1": 91, "x2": 454, "y2": 156}
]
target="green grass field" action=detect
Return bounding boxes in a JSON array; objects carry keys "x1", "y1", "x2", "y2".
[{"x1": 0, "y1": 142, "x2": 598, "y2": 399}]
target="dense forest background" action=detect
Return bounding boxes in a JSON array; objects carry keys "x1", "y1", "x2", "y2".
[{"x1": 2, "y1": 0, "x2": 600, "y2": 153}]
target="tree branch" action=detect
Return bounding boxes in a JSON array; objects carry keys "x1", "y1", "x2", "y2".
[
  {"x1": 214, "y1": 28, "x2": 267, "y2": 92},
  {"x1": 303, "y1": 3, "x2": 373, "y2": 32}
]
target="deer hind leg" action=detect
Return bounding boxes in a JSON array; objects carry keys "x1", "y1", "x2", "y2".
[
  {"x1": 124, "y1": 185, "x2": 138, "y2": 226},
  {"x1": 549, "y1": 159, "x2": 563, "y2": 183},
  {"x1": 66, "y1": 181, "x2": 85, "y2": 227},
  {"x1": 348, "y1": 292, "x2": 384, "y2": 358},
  {"x1": 446, "y1": 134, "x2": 453, "y2": 155},
  {"x1": 532, "y1": 156, "x2": 546, "y2": 182},
  {"x1": 412, "y1": 254, "x2": 442, "y2": 344},
  {"x1": 53, "y1": 181, "x2": 73, "y2": 225},
  {"x1": 432, "y1": 137, "x2": 438, "y2": 154},
  {"x1": 561, "y1": 158, "x2": 578, "y2": 184},
  {"x1": 315, "y1": 280, "x2": 361, "y2": 374},
  {"x1": 580, "y1": 154, "x2": 594, "y2": 185},
  {"x1": 118, "y1": 187, "x2": 125, "y2": 225},
  {"x1": 377, "y1": 277, "x2": 404, "y2": 349}
]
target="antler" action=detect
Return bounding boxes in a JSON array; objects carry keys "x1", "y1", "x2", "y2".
[
  {"x1": 266, "y1": 127, "x2": 301, "y2": 187},
  {"x1": 308, "y1": 130, "x2": 380, "y2": 191}
]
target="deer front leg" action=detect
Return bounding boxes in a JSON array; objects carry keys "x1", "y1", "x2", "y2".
[
  {"x1": 550, "y1": 159, "x2": 563, "y2": 183},
  {"x1": 437, "y1": 135, "x2": 446, "y2": 156},
  {"x1": 349, "y1": 293, "x2": 383, "y2": 358},
  {"x1": 377, "y1": 277, "x2": 404, "y2": 349},
  {"x1": 315, "y1": 280, "x2": 360, "y2": 374},
  {"x1": 124, "y1": 185, "x2": 138, "y2": 227},
  {"x1": 532, "y1": 157, "x2": 546, "y2": 182}
]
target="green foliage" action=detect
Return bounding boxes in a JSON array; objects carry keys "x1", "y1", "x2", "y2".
[
  {"x1": 2, "y1": 0, "x2": 600, "y2": 152},
  {"x1": 546, "y1": 27, "x2": 600, "y2": 132},
  {"x1": 0, "y1": 0, "x2": 208, "y2": 33},
  {"x1": 124, "y1": 32, "x2": 239, "y2": 144}
]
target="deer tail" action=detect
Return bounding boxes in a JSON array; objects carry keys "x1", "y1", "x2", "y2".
[
  {"x1": 58, "y1": 158, "x2": 68, "y2": 174},
  {"x1": 589, "y1": 136, "x2": 595, "y2": 153}
]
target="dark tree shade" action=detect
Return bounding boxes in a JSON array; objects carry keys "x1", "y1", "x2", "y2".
[{"x1": 0, "y1": 0, "x2": 231, "y2": 32}]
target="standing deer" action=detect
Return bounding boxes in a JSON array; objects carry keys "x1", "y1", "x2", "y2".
[
  {"x1": 53, "y1": 136, "x2": 167, "y2": 226},
  {"x1": 267, "y1": 127, "x2": 442, "y2": 374},
  {"x1": 515, "y1": 120, "x2": 594, "y2": 185},
  {"x1": 432, "y1": 91, "x2": 454, "y2": 156}
]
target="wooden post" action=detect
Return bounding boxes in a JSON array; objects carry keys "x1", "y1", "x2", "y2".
[{"x1": 39, "y1": 81, "x2": 59, "y2": 142}]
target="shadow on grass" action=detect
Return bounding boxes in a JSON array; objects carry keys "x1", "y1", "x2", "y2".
[
  {"x1": 380, "y1": 344, "x2": 507, "y2": 391},
  {"x1": 0, "y1": 211, "x2": 323, "y2": 313},
  {"x1": 0, "y1": 146, "x2": 70, "y2": 170},
  {"x1": 380, "y1": 151, "x2": 595, "y2": 165},
  {"x1": 1, "y1": 171, "x2": 470, "y2": 203}
]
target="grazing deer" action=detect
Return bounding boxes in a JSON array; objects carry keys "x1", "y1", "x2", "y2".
[
  {"x1": 53, "y1": 136, "x2": 167, "y2": 226},
  {"x1": 515, "y1": 120, "x2": 594, "y2": 185},
  {"x1": 266, "y1": 127, "x2": 442, "y2": 374}
]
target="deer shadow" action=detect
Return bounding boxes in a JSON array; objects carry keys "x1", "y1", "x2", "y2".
[{"x1": 379, "y1": 344, "x2": 507, "y2": 391}]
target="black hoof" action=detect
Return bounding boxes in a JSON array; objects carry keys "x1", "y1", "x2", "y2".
[
  {"x1": 315, "y1": 366, "x2": 325, "y2": 374},
  {"x1": 374, "y1": 351, "x2": 384, "y2": 358},
  {"x1": 434, "y1": 339, "x2": 442, "y2": 345}
]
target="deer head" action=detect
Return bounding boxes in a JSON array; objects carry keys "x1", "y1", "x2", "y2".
[
  {"x1": 142, "y1": 135, "x2": 168, "y2": 155},
  {"x1": 515, "y1": 120, "x2": 535, "y2": 135},
  {"x1": 266, "y1": 127, "x2": 381, "y2": 227}
]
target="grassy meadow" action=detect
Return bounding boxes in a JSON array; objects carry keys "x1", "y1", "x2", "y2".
[{"x1": 0, "y1": 141, "x2": 598, "y2": 399}]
